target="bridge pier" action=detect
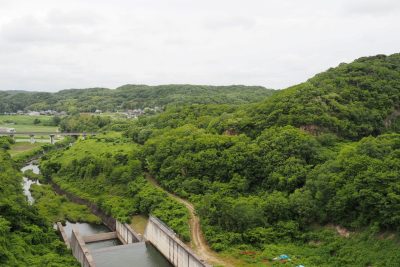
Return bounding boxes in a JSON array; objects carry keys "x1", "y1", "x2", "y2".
[
  {"x1": 30, "y1": 134, "x2": 35, "y2": 144},
  {"x1": 50, "y1": 134, "x2": 55, "y2": 144},
  {"x1": 0, "y1": 131, "x2": 97, "y2": 143}
]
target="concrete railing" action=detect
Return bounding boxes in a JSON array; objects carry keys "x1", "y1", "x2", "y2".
[
  {"x1": 144, "y1": 216, "x2": 211, "y2": 267},
  {"x1": 116, "y1": 220, "x2": 142, "y2": 244},
  {"x1": 83, "y1": 232, "x2": 118, "y2": 243},
  {"x1": 56, "y1": 222, "x2": 70, "y2": 249},
  {"x1": 70, "y1": 228, "x2": 96, "y2": 267}
]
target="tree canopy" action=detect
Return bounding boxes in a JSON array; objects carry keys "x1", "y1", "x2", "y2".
[{"x1": 0, "y1": 85, "x2": 274, "y2": 113}]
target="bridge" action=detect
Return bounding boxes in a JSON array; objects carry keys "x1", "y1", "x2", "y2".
[{"x1": 0, "y1": 131, "x2": 96, "y2": 144}]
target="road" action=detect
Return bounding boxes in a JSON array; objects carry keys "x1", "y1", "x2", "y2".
[{"x1": 146, "y1": 174, "x2": 231, "y2": 267}]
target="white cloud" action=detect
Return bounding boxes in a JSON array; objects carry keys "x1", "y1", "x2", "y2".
[
  {"x1": 0, "y1": 0, "x2": 399, "y2": 91},
  {"x1": 0, "y1": 16, "x2": 99, "y2": 44},
  {"x1": 341, "y1": 0, "x2": 400, "y2": 16},
  {"x1": 45, "y1": 9, "x2": 102, "y2": 26},
  {"x1": 204, "y1": 16, "x2": 256, "y2": 31}
]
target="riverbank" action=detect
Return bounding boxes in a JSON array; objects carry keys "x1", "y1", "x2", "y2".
[
  {"x1": 21, "y1": 162, "x2": 101, "y2": 225},
  {"x1": 9, "y1": 142, "x2": 43, "y2": 157},
  {"x1": 20, "y1": 160, "x2": 175, "y2": 267},
  {"x1": 32, "y1": 183, "x2": 101, "y2": 224},
  {"x1": 0, "y1": 149, "x2": 79, "y2": 266},
  {"x1": 20, "y1": 161, "x2": 124, "y2": 253},
  {"x1": 50, "y1": 180, "x2": 117, "y2": 230},
  {"x1": 39, "y1": 137, "x2": 191, "y2": 241}
]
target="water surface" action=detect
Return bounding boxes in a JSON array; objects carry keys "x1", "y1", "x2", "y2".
[
  {"x1": 20, "y1": 162, "x2": 171, "y2": 265},
  {"x1": 21, "y1": 163, "x2": 41, "y2": 204},
  {"x1": 62, "y1": 221, "x2": 121, "y2": 249},
  {"x1": 92, "y1": 242, "x2": 172, "y2": 267}
]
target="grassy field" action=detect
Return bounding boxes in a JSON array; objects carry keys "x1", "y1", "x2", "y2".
[
  {"x1": 0, "y1": 124, "x2": 58, "y2": 132},
  {"x1": 0, "y1": 115, "x2": 58, "y2": 132},
  {"x1": 0, "y1": 114, "x2": 54, "y2": 124},
  {"x1": 9, "y1": 142, "x2": 43, "y2": 157}
]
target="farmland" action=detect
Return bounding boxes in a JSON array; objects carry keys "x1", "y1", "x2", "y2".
[{"x1": 0, "y1": 115, "x2": 59, "y2": 132}]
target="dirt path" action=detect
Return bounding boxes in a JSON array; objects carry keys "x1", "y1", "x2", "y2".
[{"x1": 146, "y1": 174, "x2": 231, "y2": 267}]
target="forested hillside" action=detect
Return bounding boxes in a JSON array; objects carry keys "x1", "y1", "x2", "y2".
[
  {"x1": 0, "y1": 139, "x2": 78, "y2": 266},
  {"x1": 124, "y1": 54, "x2": 400, "y2": 144},
  {"x1": 2, "y1": 53, "x2": 400, "y2": 266},
  {"x1": 0, "y1": 84, "x2": 274, "y2": 113},
  {"x1": 40, "y1": 136, "x2": 191, "y2": 241},
  {"x1": 122, "y1": 53, "x2": 400, "y2": 266},
  {"x1": 237, "y1": 54, "x2": 400, "y2": 139}
]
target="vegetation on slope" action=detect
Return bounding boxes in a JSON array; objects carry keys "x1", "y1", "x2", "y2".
[
  {"x1": 138, "y1": 121, "x2": 400, "y2": 265},
  {"x1": 40, "y1": 136, "x2": 191, "y2": 241},
  {"x1": 9, "y1": 142, "x2": 43, "y2": 158},
  {"x1": 122, "y1": 53, "x2": 400, "y2": 265},
  {"x1": 0, "y1": 146, "x2": 78, "y2": 266},
  {"x1": 59, "y1": 114, "x2": 113, "y2": 132},
  {"x1": 30, "y1": 184, "x2": 101, "y2": 224},
  {"x1": 124, "y1": 104, "x2": 240, "y2": 144},
  {"x1": 237, "y1": 54, "x2": 400, "y2": 139},
  {"x1": 2, "y1": 53, "x2": 400, "y2": 266},
  {"x1": 307, "y1": 134, "x2": 400, "y2": 229},
  {"x1": 0, "y1": 84, "x2": 274, "y2": 113}
]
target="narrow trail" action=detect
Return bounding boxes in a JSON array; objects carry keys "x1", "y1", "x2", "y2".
[{"x1": 146, "y1": 174, "x2": 231, "y2": 267}]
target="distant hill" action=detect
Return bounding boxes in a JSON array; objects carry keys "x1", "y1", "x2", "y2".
[
  {"x1": 0, "y1": 84, "x2": 275, "y2": 113},
  {"x1": 239, "y1": 53, "x2": 400, "y2": 140}
]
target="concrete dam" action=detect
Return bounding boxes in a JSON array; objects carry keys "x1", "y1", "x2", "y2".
[
  {"x1": 21, "y1": 162, "x2": 210, "y2": 267},
  {"x1": 59, "y1": 216, "x2": 210, "y2": 267}
]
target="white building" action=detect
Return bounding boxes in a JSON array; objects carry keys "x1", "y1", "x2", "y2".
[{"x1": 0, "y1": 127, "x2": 15, "y2": 133}]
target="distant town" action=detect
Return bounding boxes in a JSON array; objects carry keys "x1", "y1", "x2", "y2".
[
  {"x1": 3, "y1": 110, "x2": 67, "y2": 116},
  {"x1": 2, "y1": 106, "x2": 163, "y2": 119}
]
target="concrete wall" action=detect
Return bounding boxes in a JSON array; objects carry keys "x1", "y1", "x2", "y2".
[
  {"x1": 70, "y1": 228, "x2": 96, "y2": 267},
  {"x1": 144, "y1": 216, "x2": 210, "y2": 267},
  {"x1": 56, "y1": 222, "x2": 70, "y2": 249},
  {"x1": 116, "y1": 220, "x2": 142, "y2": 244},
  {"x1": 83, "y1": 232, "x2": 117, "y2": 243}
]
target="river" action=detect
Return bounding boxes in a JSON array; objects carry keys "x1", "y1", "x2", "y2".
[
  {"x1": 21, "y1": 163, "x2": 40, "y2": 204},
  {"x1": 21, "y1": 162, "x2": 120, "y2": 249},
  {"x1": 21, "y1": 162, "x2": 172, "y2": 267}
]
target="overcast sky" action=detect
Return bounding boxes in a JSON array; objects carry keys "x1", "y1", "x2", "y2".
[{"x1": 0, "y1": 0, "x2": 399, "y2": 92}]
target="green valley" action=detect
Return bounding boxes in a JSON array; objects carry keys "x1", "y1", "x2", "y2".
[
  {"x1": 0, "y1": 140, "x2": 79, "y2": 266},
  {"x1": 1, "y1": 53, "x2": 400, "y2": 266}
]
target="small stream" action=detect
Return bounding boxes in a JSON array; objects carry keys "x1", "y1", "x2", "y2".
[
  {"x1": 21, "y1": 161, "x2": 172, "y2": 266},
  {"x1": 21, "y1": 163, "x2": 40, "y2": 204},
  {"x1": 20, "y1": 162, "x2": 119, "y2": 249}
]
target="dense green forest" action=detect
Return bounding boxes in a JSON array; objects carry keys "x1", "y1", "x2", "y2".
[
  {"x1": 239, "y1": 54, "x2": 400, "y2": 139},
  {"x1": 127, "y1": 53, "x2": 400, "y2": 265},
  {"x1": 0, "y1": 84, "x2": 274, "y2": 113},
  {"x1": 0, "y1": 138, "x2": 78, "y2": 266},
  {"x1": 40, "y1": 136, "x2": 191, "y2": 241},
  {"x1": 1, "y1": 53, "x2": 400, "y2": 266}
]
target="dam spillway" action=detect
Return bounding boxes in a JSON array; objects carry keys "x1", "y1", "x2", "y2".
[
  {"x1": 64, "y1": 216, "x2": 211, "y2": 267},
  {"x1": 91, "y1": 242, "x2": 172, "y2": 267},
  {"x1": 21, "y1": 162, "x2": 210, "y2": 267},
  {"x1": 61, "y1": 219, "x2": 173, "y2": 267}
]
